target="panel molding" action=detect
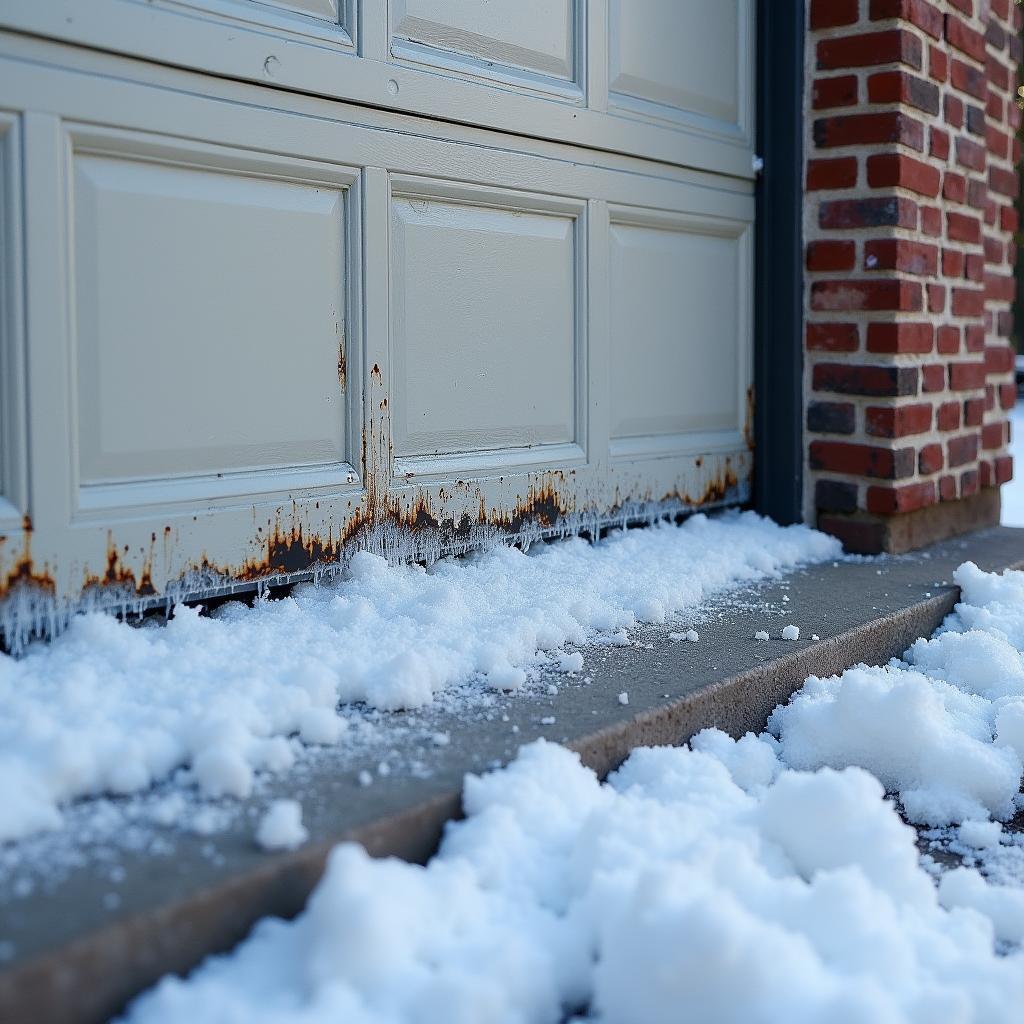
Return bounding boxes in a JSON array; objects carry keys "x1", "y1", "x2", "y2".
[
  {"x1": 390, "y1": 0, "x2": 583, "y2": 100},
  {"x1": 606, "y1": 202, "x2": 753, "y2": 461},
  {"x1": 0, "y1": 111, "x2": 26, "y2": 528},
  {"x1": 389, "y1": 175, "x2": 587, "y2": 476},
  {"x1": 607, "y1": 0, "x2": 754, "y2": 148},
  {"x1": 63, "y1": 123, "x2": 363, "y2": 513}
]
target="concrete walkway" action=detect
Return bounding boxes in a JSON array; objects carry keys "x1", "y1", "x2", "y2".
[{"x1": 1, "y1": 526, "x2": 1022, "y2": 1024}]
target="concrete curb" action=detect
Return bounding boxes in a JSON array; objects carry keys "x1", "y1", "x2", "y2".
[{"x1": 1, "y1": 529, "x2": 1021, "y2": 1024}]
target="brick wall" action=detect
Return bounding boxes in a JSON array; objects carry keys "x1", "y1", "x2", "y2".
[{"x1": 804, "y1": 0, "x2": 1020, "y2": 553}]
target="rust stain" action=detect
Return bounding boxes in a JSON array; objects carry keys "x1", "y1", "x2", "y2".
[
  {"x1": 337, "y1": 340, "x2": 347, "y2": 392},
  {"x1": 81, "y1": 532, "x2": 156, "y2": 597},
  {"x1": 1, "y1": 516, "x2": 56, "y2": 597}
]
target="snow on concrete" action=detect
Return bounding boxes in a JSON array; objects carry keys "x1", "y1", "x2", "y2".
[
  {"x1": 770, "y1": 561, "x2": 1024, "y2": 826},
  {"x1": 119, "y1": 562, "x2": 1024, "y2": 1023},
  {"x1": 0, "y1": 512, "x2": 839, "y2": 843},
  {"x1": 255, "y1": 800, "x2": 308, "y2": 852},
  {"x1": 1001, "y1": 402, "x2": 1024, "y2": 527},
  {"x1": 781, "y1": 624, "x2": 800, "y2": 640},
  {"x1": 121, "y1": 738, "x2": 1024, "y2": 1024}
]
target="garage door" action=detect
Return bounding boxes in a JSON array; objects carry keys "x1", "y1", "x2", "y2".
[{"x1": 0, "y1": 1, "x2": 756, "y2": 648}]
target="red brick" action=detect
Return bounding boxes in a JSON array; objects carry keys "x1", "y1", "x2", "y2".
[
  {"x1": 928, "y1": 283, "x2": 947, "y2": 313},
  {"x1": 816, "y1": 479, "x2": 859, "y2": 514},
  {"x1": 865, "y1": 322, "x2": 933, "y2": 354},
  {"x1": 986, "y1": 272, "x2": 1016, "y2": 302},
  {"x1": 944, "y1": 93, "x2": 965, "y2": 128},
  {"x1": 811, "y1": 0, "x2": 859, "y2": 28},
  {"x1": 982, "y1": 421, "x2": 1008, "y2": 450},
  {"x1": 922, "y1": 364, "x2": 946, "y2": 392},
  {"x1": 945, "y1": 13, "x2": 987, "y2": 63},
  {"x1": 919, "y1": 443, "x2": 945, "y2": 473},
  {"x1": 964, "y1": 397, "x2": 985, "y2": 426},
  {"x1": 818, "y1": 30, "x2": 924, "y2": 71},
  {"x1": 863, "y1": 239, "x2": 938, "y2": 275},
  {"x1": 870, "y1": 0, "x2": 944, "y2": 39},
  {"x1": 946, "y1": 211, "x2": 982, "y2": 243},
  {"x1": 951, "y1": 58, "x2": 987, "y2": 99},
  {"x1": 985, "y1": 344, "x2": 1016, "y2": 375},
  {"x1": 820, "y1": 196, "x2": 917, "y2": 229},
  {"x1": 965, "y1": 253, "x2": 985, "y2": 282},
  {"x1": 807, "y1": 323, "x2": 860, "y2": 352},
  {"x1": 995, "y1": 455, "x2": 1014, "y2": 484},
  {"x1": 950, "y1": 0, "x2": 974, "y2": 14},
  {"x1": 960, "y1": 468, "x2": 980, "y2": 496},
  {"x1": 951, "y1": 288, "x2": 984, "y2": 317},
  {"x1": 949, "y1": 361, "x2": 986, "y2": 390},
  {"x1": 929, "y1": 126, "x2": 950, "y2": 159},
  {"x1": 866, "y1": 481, "x2": 937, "y2": 514},
  {"x1": 937, "y1": 400, "x2": 961, "y2": 430},
  {"x1": 813, "y1": 363, "x2": 919, "y2": 396},
  {"x1": 807, "y1": 401, "x2": 857, "y2": 435},
  {"x1": 807, "y1": 241, "x2": 857, "y2": 273},
  {"x1": 810, "y1": 442, "x2": 916, "y2": 479},
  {"x1": 984, "y1": 234, "x2": 1005, "y2": 262},
  {"x1": 814, "y1": 112, "x2": 925, "y2": 150},
  {"x1": 999, "y1": 383, "x2": 1018, "y2": 409},
  {"x1": 986, "y1": 124, "x2": 1011, "y2": 160},
  {"x1": 948, "y1": 433, "x2": 980, "y2": 467},
  {"x1": 936, "y1": 325, "x2": 961, "y2": 354},
  {"x1": 811, "y1": 279, "x2": 923, "y2": 312},
  {"x1": 920, "y1": 206, "x2": 942, "y2": 236},
  {"x1": 807, "y1": 157, "x2": 859, "y2": 191},
  {"x1": 866, "y1": 153, "x2": 941, "y2": 197},
  {"x1": 929, "y1": 44, "x2": 948, "y2": 81},
  {"x1": 943, "y1": 172, "x2": 967, "y2": 204},
  {"x1": 866, "y1": 70, "x2": 941, "y2": 114},
  {"x1": 1000, "y1": 206, "x2": 1020, "y2": 233},
  {"x1": 967, "y1": 179, "x2": 988, "y2": 210},
  {"x1": 938, "y1": 474, "x2": 958, "y2": 500},
  {"x1": 955, "y1": 137, "x2": 986, "y2": 172},
  {"x1": 965, "y1": 325, "x2": 985, "y2": 353},
  {"x1": 992, "y1": 0, "x2": 1009, "y2": 19},
  {"x1": 942, "y1": 249, "x2": 965, "y2": 277},
  {"x1": 989, "y1": 166, "x2": 1019, "y2": 198},
  {"x1": 865, "y1": 403, "x2": 933, "y2": 437},
  {"x1": 813, "y1": 76, "x2": 859, "y2": 110}
]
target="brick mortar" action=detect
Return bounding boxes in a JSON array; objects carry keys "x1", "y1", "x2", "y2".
[{"x1": 802, "y1": 0, "x2": 1018, "y2": 539}]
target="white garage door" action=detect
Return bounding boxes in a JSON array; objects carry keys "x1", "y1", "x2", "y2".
[{"x1": 0, "y1": 1, "x2": 756, "y2": 646}]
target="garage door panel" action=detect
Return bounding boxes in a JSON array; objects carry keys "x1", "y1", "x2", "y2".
[
  {"x1": 390, "y1": 182, "x2": 581, "y2": 463},
  {"x1": 391, "y1": 0, "x2": 578, "y2": 89},
  {"x1": 608, "y1": 0, "x2": 751, "y2": 140},
  {"x1": 71, "y1": 135, "x2": 352, "y2": 492},
  {"x1": 0, "y1": 49, "x2": 755, "y2": 642},
  {"x1": 608, "y1": 208, "x2": 750, "y2": 451}
]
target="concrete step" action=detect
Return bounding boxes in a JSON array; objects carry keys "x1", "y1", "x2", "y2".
[{"x1": 1, "y1": 525, "x2": 1022, "y2": 1024}]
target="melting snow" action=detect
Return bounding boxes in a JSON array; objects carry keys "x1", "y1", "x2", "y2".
[
  {"x1": 119, "y1": 559, "x2": 1024, "y2": 1023},
  {"x1": 0, "y1": 512, "x2": 837, "y2": 843}
]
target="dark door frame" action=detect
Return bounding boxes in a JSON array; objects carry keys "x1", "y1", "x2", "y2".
[{"x1": 753, "y1": 0, "x2": 805, "y2": 524}]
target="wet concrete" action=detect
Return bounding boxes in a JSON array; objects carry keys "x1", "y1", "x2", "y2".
[{"x1": 1, "y1": 526, "x2": 1022, "y2": 1024}]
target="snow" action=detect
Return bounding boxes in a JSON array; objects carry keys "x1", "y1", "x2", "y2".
[
  {"x1": 617, "y1": 692, "x2": 629, "y2": 706},
  {"x1": 1001, "y1": 401, "x2": 1024, "y2": 527},
  {"x1": 119, "y1": 561, "x2": 1024, "y2": 1023},
  {"x1": 781, "y1": 624, "x2": 800, "y2": 640},
  {"x1": 770, "y1": 561, "x2": 1024, "y2": 826},
  {"x1": 0, "y1": 512, "x2": 838, "y2": 843},
  {"x1": 753, "y1": 630, "x2": 770, "y2": 641},
  {"x1": 255, "y1": 800, "x2": 307, "y2": 852}
]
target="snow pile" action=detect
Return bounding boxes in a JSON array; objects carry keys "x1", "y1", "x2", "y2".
[
  {"x1": 121, "y1": 739, "x2": 1024, "y2": 1024},
  {"x1": 770, "y1": 561, "x2": 1024, "y2": 826},
  {"x1": 255, "y1": 800, "x2": 308, "y2": 852},
  {"x1": 0, "y1": 512, "x2": 838, "y2": 843}
]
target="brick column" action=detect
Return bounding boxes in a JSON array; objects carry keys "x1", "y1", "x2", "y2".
[{"x1": 804, "y1": 0, "x2": 1020, "y2": 553}]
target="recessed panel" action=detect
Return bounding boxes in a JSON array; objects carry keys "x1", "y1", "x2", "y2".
[
  {"x1": 73, "y1": 153, "x2": 347, "y2": 484},
  {"x1": 392, "y1": 0, "x2": 576, "y2": 82},
  {"x1": 391, "y1": 189, "x2": 577, "y2": 459},
  {"x1": 251, "y1": 0, "x2": 339, "y2": 21},
  {"x1": 609, "y1": 215, "x2": 743, "y2": 443},
  {"x1": 609, "y1": 0, "x2": 744, "y2": 130}
]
